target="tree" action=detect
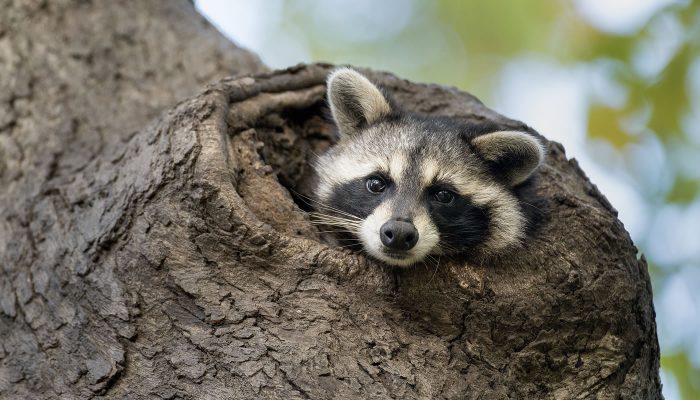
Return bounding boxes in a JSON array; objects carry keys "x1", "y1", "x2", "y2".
[{"x1": 0, "y1": 1, "x2": 661, "y2": 398}]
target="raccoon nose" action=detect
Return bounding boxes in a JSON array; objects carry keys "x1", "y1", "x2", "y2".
[{"x1": 380, "y1": 220, "x2": 419, "y2": 251}]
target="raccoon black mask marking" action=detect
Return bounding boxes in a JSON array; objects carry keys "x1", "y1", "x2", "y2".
[{"x1": 312, "y1": 68, "x2": 545, "y2": 267}]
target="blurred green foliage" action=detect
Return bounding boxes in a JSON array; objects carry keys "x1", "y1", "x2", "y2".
[{"x1": 663, "y1": 352, "x2": 700, "y2": 399}]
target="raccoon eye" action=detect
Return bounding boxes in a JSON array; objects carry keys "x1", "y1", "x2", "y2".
[
  {"x1": 366, "y1": 177, "x2": 386, "y2": 194},
  {"x1": 434, "y1": 189, "x2": 455, "y2": 204}
]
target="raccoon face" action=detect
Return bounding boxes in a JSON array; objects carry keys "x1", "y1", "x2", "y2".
[{"x1": 313, "y1": 68, "x2": 544, "y2": 267}]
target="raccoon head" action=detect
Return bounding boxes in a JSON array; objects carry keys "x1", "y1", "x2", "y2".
[{"x1": 313, "y1": 68, "x2": 544, "y2": 267}]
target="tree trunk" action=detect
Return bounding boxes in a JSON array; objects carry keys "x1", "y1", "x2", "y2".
[{"x1": 0, "y1": 1, "x2": 661, "y2": 399}]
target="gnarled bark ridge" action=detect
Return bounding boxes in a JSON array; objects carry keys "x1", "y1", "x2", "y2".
[{"x1": 0, "y1": 2, "x2": 660, "y2": 399}]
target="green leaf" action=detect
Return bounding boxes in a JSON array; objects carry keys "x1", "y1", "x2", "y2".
[
  {"x1": 646, "y1": 46, "x2": 691, "y2": 141},
  {"x1": 661, "y1": 352, "x2": 700, "y2": 400},
  {"x1": 587, "y1": 105, "x2": 635, "y2": 148},
  {"x1": 666, "y1": 176, "x2": 700, "y2": 204}
]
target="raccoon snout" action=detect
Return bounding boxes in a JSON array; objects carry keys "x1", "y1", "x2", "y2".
[{"x1": 380, "y1": 220, "x2": 419, "y2": 251}]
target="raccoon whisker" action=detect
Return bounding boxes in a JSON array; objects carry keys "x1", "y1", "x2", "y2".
[
  {"x1": 436, "y1": 242, "x2": 458, "y2": 253},
  {"x1": 421, "y1": 255, "x2": 438, "y2": 271},
  {"x1": 310, "y1": 224, "x2": 361, "y2": 235},
  {"x1": 308, "y1": 219, "x2": 362, "y2": 229},
  {"x1": 309, "y1": 149, "x2": 322, "y2": 159},
  {"x1": 437, "y1": 236, "x2": 470, "y2": 246},
  {"x1": 329, "y1": 241, "x2": 364, "y2": 251},
  {"x1": 441, "y1": 229, "x2": 486, "y2": 237},
  {"x1": 428, "y1": 255, "x2": 442, "y2": 284},
  {"x1": 290, "y1": 209, "x2": 320, "y2": 215},
  {"x1": 309, "y1": 212, "x2": 361, "y2": 223},
  {"x1": 308, "y1": 214, "x2": 363, "y2": 227},
  {"x1": 313, "y1": 226, "x2": 361, "y2": 234},
  {"x1": 308, "y1": 211, "x2": 361, "y2": 220},
  {"x1": 308, "y1": 203, "x2": 363, "y2": 220},
  {"x1": 520, "y1": 201, "x2": 543, "y2": 212},
  {"x1": 289, "y1": 190, "x2": 363, "y2": 221},
  {"x1": 335, "y1": 243, "x2": 363, "y2": 249},
  {"x1": 287, "y1": 188, "x2": 330, "y2": 209},
  {"x1": 308, "y1": 211, "x2": 360, "y2": 219}
]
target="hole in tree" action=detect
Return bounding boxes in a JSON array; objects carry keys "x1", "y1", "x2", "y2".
[{"x1": 232, "y1": 99, "x2": 344, "y2": 244}]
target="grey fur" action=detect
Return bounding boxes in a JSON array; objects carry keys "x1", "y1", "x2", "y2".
[{"x1": 315, "y1": 68, "x2": 544, "y2": 266}]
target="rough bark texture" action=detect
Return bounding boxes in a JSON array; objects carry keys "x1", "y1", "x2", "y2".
[{"x1": 0, "y1": 1, "x2": 661, "y2": 399}]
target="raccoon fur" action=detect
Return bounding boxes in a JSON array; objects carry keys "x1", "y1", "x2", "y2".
[{"x1": 312, "y1": 68, "x2": 545, "y2": 267}]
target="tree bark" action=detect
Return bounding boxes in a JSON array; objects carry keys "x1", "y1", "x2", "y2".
[{"x1": 0, "y1": 1, "x2": 661, "y2": 399}]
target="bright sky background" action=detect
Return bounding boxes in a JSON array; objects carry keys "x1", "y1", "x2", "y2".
[{"x1": 195, "y1": 1, "x2": 699, "y2": 398}]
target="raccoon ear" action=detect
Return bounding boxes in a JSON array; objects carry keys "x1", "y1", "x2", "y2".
[
  {"x1": 327, "y1": 68, "x2": 391, "y2": 138},
  {"x1": 471, "y1": 131, "x2": 545, "y2": 186}
]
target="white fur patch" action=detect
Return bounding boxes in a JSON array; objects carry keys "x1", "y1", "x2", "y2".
[
  {"x1": 359, "y1": 199, "x2": 440, "y2": 267},
  {"x1": 359, "y1": 201, "x2": 393, "y2": 263},
  {"x1": 420, "y1": 158, "x2": 440, "y2": 186},
  {"x1": 412, "y1": 209, "x2": 440, "y2": 260},
  {"x1": 389, "y1": 152, "x2": 407, "y2": 183}
]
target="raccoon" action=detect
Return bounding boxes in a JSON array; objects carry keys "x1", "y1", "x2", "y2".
[{"x1": 312, "y1": 68, "x2": 544, "y2": 267}]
